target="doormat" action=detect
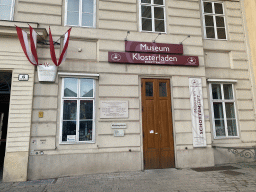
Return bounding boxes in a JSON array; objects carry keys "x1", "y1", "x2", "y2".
[{"x1": 191, "y1": 165, "x2": 240, "y2": 172}]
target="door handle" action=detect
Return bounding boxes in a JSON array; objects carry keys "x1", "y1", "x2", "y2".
[{"x1": 155, "y1": 133, "x2": 158, "y2": 134}]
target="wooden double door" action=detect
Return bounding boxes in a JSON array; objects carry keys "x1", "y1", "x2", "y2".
[{"x1": 142, "y1": 79, "x2": 175, "y2": 169}]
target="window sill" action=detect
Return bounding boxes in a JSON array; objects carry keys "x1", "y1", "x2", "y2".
[
  {"x1": 203, "y1": 38, "x2": 228, "y2": 41},
  {"x1": 59, "y1": 141, "x2": 95, "y2": 145},
  {"x1": 140, "y1": 30, "x2": 167, "y2": 34},
  {"x1": 64, "y1": 24, "x2": 95, "y2": 29},
  {"x1": 213, "y1": 136, "x2": 240, "y2": 140}
]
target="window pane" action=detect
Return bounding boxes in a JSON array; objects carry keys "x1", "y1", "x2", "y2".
[
  {"x1": 213, "y1": 103, "x2": 224, "y2": 119},
  {"x1": 204, "y1": 2, "x2": 212, "y2": 13},
  {"x1": 141, "y1": 0, "x2": 151, "y2": 3},
  {"x1": 64, "y1": 78, "x2": 78, "y2": 97},
  {"x1": 67, "y1": 0, "x2": 79, "y2": 12},
  {"x1": 82, "y1": 0, "x2": 93, "y2": 13},
  {"x1": 159, "y1": 82, "x2": 167, "y2": 97},
  {"x1": 155, "y1": 19, "x2": 165, "y2": 32},
  {"x1": 212, "y1": 84, "x2": 222, "y2": 99},
  {"x1": 205, "y1": 16, "x2": 214, "y2": 26},
  {"x1": 206, "y1": 27, "x2": 215, "y2": 38},
  {"x1": 79, "y1": 121, "x2": 92, "y2": 141},
  {"x1": 214, "y1": 3, "x2": 223, "y2": 14},
  {"x1": 154, "y1": 7, "x2": 164, "y2": 19},
  {"x1": 0, "y1": 0, "x2": 13, "y2": 5},
  {"x1": 142, "y1": 18, "x2": 152, "y2": 31},
  {"x1": 215, "y1": 120, "x2": 225, "y2": 136},
  {"x1": 216, "y1": 16, "x2": 224, "y2": 27},
  {"x1": 80, "y1": 79, "x2": 93, "y2": 97},
  {"x1": 225, "y1": 103, "x2": 235, "y2": 118},
  {"x1": 146, "y1": 82, "x2": 153, "y2": 96},
  {"x1": 82, "y1": 13, "x2": 93, "y2": 27},
  {"x1": 223, "y1": 84, "x2": 233, "y2": 99},
  {"x1": 0, "y1": 5, "x2": 11, "y2": 20},
  {"x1": 80, "y1": 100, "x2": 93, "y2": 120},
  {"x1": 62, "y1": 121, "x2": 76, "y2": 141},
  {"x1": 154, "y1": 0, "x2": 163, "y2": 5},
  {"x1": 67, "y1": 12, "x2": 79, "y2": 26},
  {"x1": 217, "y1": 28, "x2": 226, "y2": 39},
  {"x1": 63, "y1": 100, "x2": 77, "y2": 120},
  {"x1": 141, "y1": 5, "x2": 151, "y2": 18},
  {"x1": 227, "y1": 120, "x2": 237, "y2": 136}
]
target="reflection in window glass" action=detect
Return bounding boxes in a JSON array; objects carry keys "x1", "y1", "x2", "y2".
[
  {"x1": 146, "y1": 82, "x2": 153, "y2": 96},
  {"x1": 64, "y1": 78, "x2": 77, "y2": 97},
  {"x1": 214, "y1": 3, "x2": 223, "y2": 14},
  {"x1": 142, "y1": 6, "x2": 151, "y2": 18},
  {"x1": 215, "y1": 120, "x2": 225, "y2": 136},
  {"x1": 223, "y1": 84, "x2": 233, "y2": 99},
  {"x1": 79, "y1": 121, "x2": 93, "y2": 141},
  {"x1": 80, "y1": 79, "x2": 93, "y2": 97},
  {"x1": 63, "y1": 100, "x2": 77, "y2": 120},
  {"x1": 154, "y1": 0, "x2": 163, "y2": 5},
  {"x1": 155, "y1": 19, "x2": 165, "y2": 32},
  {"x1": 227, "y1": 120, "x2": 237, "y2": 136},
  {"x1": 62, "y1": 121, "x2": 76, "y2": 141},
  {"x1": 212, "y1": 84, "x2": 221, "y2": 99},
  {"x1": 204, "y1": 2, "x2": 212, "y2": 13},
  {"x1": 159, "y1": 82, "x2": 167, "y2": 97},
  {"x1": 142, "y1": 18, "x2": 152, "y2": 31}
]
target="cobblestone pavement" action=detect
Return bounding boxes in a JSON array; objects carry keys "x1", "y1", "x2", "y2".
[{"x1": 1, "y1": 162, "x2": 256, "y2": 192}]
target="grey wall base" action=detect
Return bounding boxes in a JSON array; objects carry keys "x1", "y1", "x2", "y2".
[
  {"x1": 214, "y1": 148, "x2": 255, "y2": 165},
  {"x1": 28, "y1": 152, "x2": 141, "y2": 180}
]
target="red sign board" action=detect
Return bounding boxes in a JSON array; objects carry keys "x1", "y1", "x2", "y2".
[
  {"x1": 125, "y1": 41, "x2": 183, "y2": 54},
  {"x1": 108, "y1": 52, "x2": 199, "y2": 66}
]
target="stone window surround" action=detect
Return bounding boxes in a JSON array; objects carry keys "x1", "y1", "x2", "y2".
[
  {"x1": 64, "y1": 0, "x2": 96, "y2": 28},
  {"x1": 208, "y1": 79, "x2": 239, "y2": 139}
]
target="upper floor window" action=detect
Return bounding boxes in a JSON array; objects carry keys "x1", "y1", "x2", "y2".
[
  {"x1": 202, "y1": 1, "x2": 227, "y2": 40},
  {"x1": 210, "y1": 83, "x2": 238, "y2": 138},
  {"x1": 0, "y1": 0, "x2": 15, "y2": 20},
  {"x1": 139, "y1": 0, "x2": 166, "y2": 33},
  {"x1": 65, "y1": 0, "x2": 96, "y2": 28}
]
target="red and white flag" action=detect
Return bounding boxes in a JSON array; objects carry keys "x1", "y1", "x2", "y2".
[
  {"x1": 16, "y1": 26, "x2": 39, "y2": 66},
  {"x1": 49, "y1": 27, "x2": 72, "y2": 66}
]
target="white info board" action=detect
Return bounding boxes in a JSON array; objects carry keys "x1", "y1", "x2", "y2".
[{"x1": 100, "y1": 100, "x2": 128, "y2": 119}]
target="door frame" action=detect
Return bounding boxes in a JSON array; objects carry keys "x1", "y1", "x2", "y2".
[{"x1": 139, "y1": 76, "x2": 177, "y2": 170}]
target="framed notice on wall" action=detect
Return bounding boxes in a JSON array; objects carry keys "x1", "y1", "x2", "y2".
[
  {"x1": 189, "y1": 78, "x2": 207, "y2": 147},
  {"x1": 100, "y1": 101, "x2": 128, "y2": 119}
]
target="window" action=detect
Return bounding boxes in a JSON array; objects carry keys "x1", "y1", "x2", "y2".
[
  {"x1": 65, "y1": 0, "x2": 96, "y2": 27},
  {"x1": 139, "y1": 0, "x2": 166, "y2": 33},
  {"x1": 0, "y1": 0, "x2": 15, "y2": 20},
  {"x1": 210, "y1": 83, "x2": 238, "y2": 138},
  {"x1": 202, "y1": 1, "x2": 226, "y2": 40},
  {"x1": 61, "y1": 78, "x2": 95, "y2": 143}
]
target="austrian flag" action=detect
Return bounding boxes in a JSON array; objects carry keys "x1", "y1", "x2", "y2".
[
  {"x1": 49, "y1": 27, "x2": 72, "y2": 66},
  {"x1": 16, "y1": 26, "x2": 39, "y2": 66}
]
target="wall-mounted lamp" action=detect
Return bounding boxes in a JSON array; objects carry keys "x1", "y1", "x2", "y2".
[
  {"x1": 180, "y1": 35, "x2": 190, "y2": 44},
  {"x1": 125, "y1": 31, "x2": 130, "y2": 41},
  {"x1": 153, "y1": 33, "x2": 161, "y2": 43}
]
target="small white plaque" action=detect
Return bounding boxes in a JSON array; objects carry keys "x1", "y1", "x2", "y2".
[
  {"x1": 18, "y1": 74, "x2": 29, "y2": 81},
  {"x1": 100, "y1": 101, "x2": 128, "y2": 119},
  {"x1": 111, "y1": 123, "x2": 127, "y2": 129},
  {"x1": 67, "y1": 135, "x2": 76, "y2": 141},
  {"x1": 38, "y1": 65, "x2": 57, "y2": 82},
  {"x1": 114, "y1": 130, "x2": 124, "y2": 137}
]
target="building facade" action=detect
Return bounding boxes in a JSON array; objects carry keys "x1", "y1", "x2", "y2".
[{"x1": 0, "y1": 0, "x2": 256, "y2": 182}]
